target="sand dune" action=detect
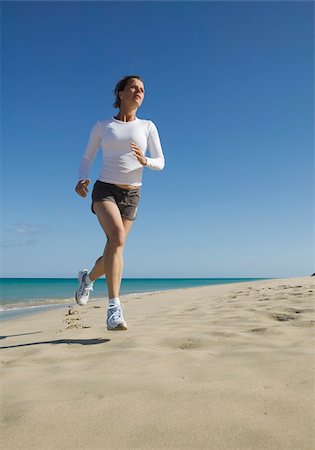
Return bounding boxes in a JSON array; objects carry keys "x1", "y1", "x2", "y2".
[{"x1": 1, "y1": 277, "x2": 314, "y2": 449}]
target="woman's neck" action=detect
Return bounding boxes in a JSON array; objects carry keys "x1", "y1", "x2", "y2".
[{"x1": 115, "y1": 108, "x2": 137, "y2": 122}]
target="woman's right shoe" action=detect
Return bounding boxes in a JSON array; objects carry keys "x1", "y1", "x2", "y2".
[
  {"x1": 75, "y1": 269, "x2": 94, "y2": 306},
  {"x1": 107, "y1": 304, "x2": 128, "y2": 330}
]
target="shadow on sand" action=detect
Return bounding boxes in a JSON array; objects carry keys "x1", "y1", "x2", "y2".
[
  {"x1": 0, "y1": 338, "x2": 110, "y2": 349},
  {"x1": 0, "y1": 331, "x2": 43, "y2": 340}
]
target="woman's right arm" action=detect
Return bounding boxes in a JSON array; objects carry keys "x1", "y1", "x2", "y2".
[{"x1": 75, "y1": 121, "x2": 101, "y2": 198}]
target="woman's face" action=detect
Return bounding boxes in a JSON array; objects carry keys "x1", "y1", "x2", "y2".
[{"x1": 119, "y1": 78, "x2": 145, "y2": 109}]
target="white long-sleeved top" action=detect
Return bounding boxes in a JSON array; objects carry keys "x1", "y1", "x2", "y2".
[{"x1": 78, "y1": 116, "x2": 165, "y2": 186}]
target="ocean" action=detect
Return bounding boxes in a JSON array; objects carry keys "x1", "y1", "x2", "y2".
[{"x1": 0, "y1": 277, "x2": 268, "y2": 320}]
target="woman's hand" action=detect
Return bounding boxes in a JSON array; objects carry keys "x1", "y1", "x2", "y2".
[
  {"x1": 131, "y1": 142, "x2": 147, "y2": 166},
  {"x1": 75, "y1": 179, "x2": 90, "y2": 198}
]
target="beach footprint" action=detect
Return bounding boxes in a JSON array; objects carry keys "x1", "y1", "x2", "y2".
[
  {"x1": 63, "y1": 307, "x2": 90, "y2": 329},
  {"x1": 246, "y1": 327, "x2": 268, "y2": 334},
  {"x1": 159, "y1": 336, "x2": 206, "y2": 350},
  {"x1": 267, "y1": 312, "x2": 296, "y2": 322}
]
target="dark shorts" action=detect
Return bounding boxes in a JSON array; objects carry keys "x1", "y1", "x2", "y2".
[{"x1": 91, "y1": 180, "x2": 141, "y2": 221}]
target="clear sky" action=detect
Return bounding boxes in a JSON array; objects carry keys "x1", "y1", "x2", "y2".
[{"x1": 1, "y1": 1, "x2": 314, "y2": 278}]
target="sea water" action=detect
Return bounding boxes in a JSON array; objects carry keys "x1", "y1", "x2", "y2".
[{"x1": 0, "y1": 277, "x2": 268, "y2": 320}]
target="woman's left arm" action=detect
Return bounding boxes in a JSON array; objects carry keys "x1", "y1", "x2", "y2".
[
  {"x1": 131, "y1": 121, "x2": 165, "y2": 169},
  {"x1": 145, "y1": 121, "x2": 165, "y2": 170}
]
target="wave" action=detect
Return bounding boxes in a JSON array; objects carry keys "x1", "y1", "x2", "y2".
[
  {"x1": 0, "y1": 290, "x2": 165, "y2": 313},
  {"x1": 0, "y1": 298, "x2": 77, "y2": 312}
]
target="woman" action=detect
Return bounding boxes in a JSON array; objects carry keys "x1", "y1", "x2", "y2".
[{"x1": 74, "y1": 75, "x2": 165, "y2": 331}]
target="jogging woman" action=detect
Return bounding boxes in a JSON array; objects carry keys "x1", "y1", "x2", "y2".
[{"x1": 74, "y1": 75, "x2": 165, "y2": 330}]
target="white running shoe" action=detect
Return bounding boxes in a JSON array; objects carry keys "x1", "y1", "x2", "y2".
[
  {"x1": 107, "y1": 304, "x2": 128, "y2": 330},
  {"x1": 75, "y1": 269, "x2": 94, "y2": 306}
]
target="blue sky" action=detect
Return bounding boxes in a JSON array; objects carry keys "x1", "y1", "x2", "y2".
[{"x1": 1, "y1": 1, "x2": 314, "y2": 278}]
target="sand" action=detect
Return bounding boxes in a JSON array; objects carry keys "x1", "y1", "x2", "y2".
[{"x1": 1, "y1": 277, "x2": 314, "y2": 450}]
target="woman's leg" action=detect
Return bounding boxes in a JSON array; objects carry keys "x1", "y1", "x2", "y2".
[
  {"x1": 92, "y1": 201, "x2": 131, "y2": 299},
  {"x1": 88, "y1": 217, "x2": 134, "y2": 281}
]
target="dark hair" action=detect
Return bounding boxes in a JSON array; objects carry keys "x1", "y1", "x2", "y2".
[{"x1": 113, "y1": 75, "x2": 144, "y2": 109}]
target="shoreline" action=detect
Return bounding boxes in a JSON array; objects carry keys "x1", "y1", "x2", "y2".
[
  {"x1": 1, "y1": 275, "x2": 314, "y2": 450},
  {"x1": 0, "y1": 277, "x2": 273, "y2": 321}
]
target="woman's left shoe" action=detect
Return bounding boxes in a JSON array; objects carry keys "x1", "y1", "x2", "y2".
[{"x1": 107, "y1": 304, "x2": 128, "y2": 330}]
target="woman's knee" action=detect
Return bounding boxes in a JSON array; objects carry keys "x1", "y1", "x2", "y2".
[{"x1": 107, "y1": 228, "x2": 126, "y2": 248}]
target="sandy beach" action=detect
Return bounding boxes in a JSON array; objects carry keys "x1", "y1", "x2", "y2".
[{"x1": 1, "y1": 276, "x2": 314, "y2": 450}]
